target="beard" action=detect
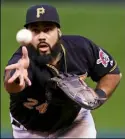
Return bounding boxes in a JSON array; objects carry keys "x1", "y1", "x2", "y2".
[{"x1": 27, "y1": 35, "x2": 63, "y2": 67}]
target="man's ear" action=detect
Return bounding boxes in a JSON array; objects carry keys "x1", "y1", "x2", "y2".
[{"x1": 58, "y1": 29, "x2": 62, "y2": 37}]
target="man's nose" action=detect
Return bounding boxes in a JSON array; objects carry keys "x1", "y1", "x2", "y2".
[{"x1": 38, "y1": 31, "x2": 46, "y2": 41}]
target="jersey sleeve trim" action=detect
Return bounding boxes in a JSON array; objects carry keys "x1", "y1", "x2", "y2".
[{"x1": 109, "y1": 60, "x2": 117, "y2": 72}]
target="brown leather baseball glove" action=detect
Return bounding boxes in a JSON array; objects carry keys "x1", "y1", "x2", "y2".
[{"x1": 46, "y1": 73, "x2": 107, "y2": 110}]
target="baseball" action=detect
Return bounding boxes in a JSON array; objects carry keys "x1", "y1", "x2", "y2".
[{"x1": 16, "y1": 29, "x2": 32, "y2": 44}]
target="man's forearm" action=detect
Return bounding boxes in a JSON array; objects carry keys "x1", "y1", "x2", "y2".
[{"x1": 95, "y1": 73, "x2": 122, "y2": 98}]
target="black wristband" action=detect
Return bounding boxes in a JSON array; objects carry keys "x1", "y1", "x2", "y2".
[{"x1": 95, "y1": 88, "x2": 107, "y2": 98}]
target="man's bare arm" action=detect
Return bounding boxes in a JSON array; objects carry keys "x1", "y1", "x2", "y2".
[{"x1": 95, "y1": 73, "x2": 122, "y2": 98}]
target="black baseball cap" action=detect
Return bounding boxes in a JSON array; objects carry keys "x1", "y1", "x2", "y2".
[{"x1": 24, "y1": 4, "x2": 60, "y2": 28}]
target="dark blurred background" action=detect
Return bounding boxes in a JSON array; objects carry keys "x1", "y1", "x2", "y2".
[{"x1": 1, "y1": 0, "x2": 125, "y2": 138}]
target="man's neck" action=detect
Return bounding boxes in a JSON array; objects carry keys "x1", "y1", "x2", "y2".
[{"x1": 50, "y1": 53, "x2": 62, "y2": 66}]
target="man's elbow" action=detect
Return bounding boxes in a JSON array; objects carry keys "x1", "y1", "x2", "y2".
[
  {"x1": 119, "y1": 73, "x2": 122, "y2": 79},
  {"x1": 115, "y1": 73, "x2": 122, "y2": 84}
]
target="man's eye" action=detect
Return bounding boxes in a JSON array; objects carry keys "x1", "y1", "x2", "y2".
[
  {"x1": 43, "y1": 28, "x2": 51, "y2": 33},
  {"x1": 32, "y1": 29, "x2": 40, "y2": 33}
]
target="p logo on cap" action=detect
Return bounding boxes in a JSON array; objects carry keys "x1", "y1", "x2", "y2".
[{"x1": 36, "y1": 7, "x2": 45, "y2": 18}]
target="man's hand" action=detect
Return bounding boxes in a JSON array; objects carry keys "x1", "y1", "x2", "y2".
[{"x1": 4, "y1": 46, "x2": 31, "y2": 92}]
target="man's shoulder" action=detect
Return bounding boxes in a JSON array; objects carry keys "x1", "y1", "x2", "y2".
[
  {"x1": 61, "y1": 35, "x2": 92, "y2": 50},
  {"x1": 61, "y1": 35, "x2": 87, "y2": 42}
]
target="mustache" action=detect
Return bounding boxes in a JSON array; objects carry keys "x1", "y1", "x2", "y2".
[{"x1": 37, "y1": 41, "x2": 51, "y2": 49}]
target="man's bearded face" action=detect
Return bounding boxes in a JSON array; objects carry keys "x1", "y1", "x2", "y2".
[{"x1": 27, "y1": 22, "x2": 62, "y2": 65}]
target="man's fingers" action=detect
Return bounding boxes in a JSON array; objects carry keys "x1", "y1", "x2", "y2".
[
  {"x1": 5, "y1": 63, "x2": 18, "y2": 70},
  {"x1": 19, "y1": 74, "x2": 25, "y2": 87},
  {"x1": 25, "y1": 76, "x2": 32, "y2": 86},
  {"x1": 8, "y1": 71, "x2": 20, "y2": 83},
  {"x1": 22, "y1": 46, "x2": 28, "y2": 59},
  {"x1": 19, "y1": 75, "x2": 31, "y2": 87}
]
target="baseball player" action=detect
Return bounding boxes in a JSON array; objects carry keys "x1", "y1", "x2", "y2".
[{"x1": 4, "y1": 4, "x2": 122, "y2": 138}]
